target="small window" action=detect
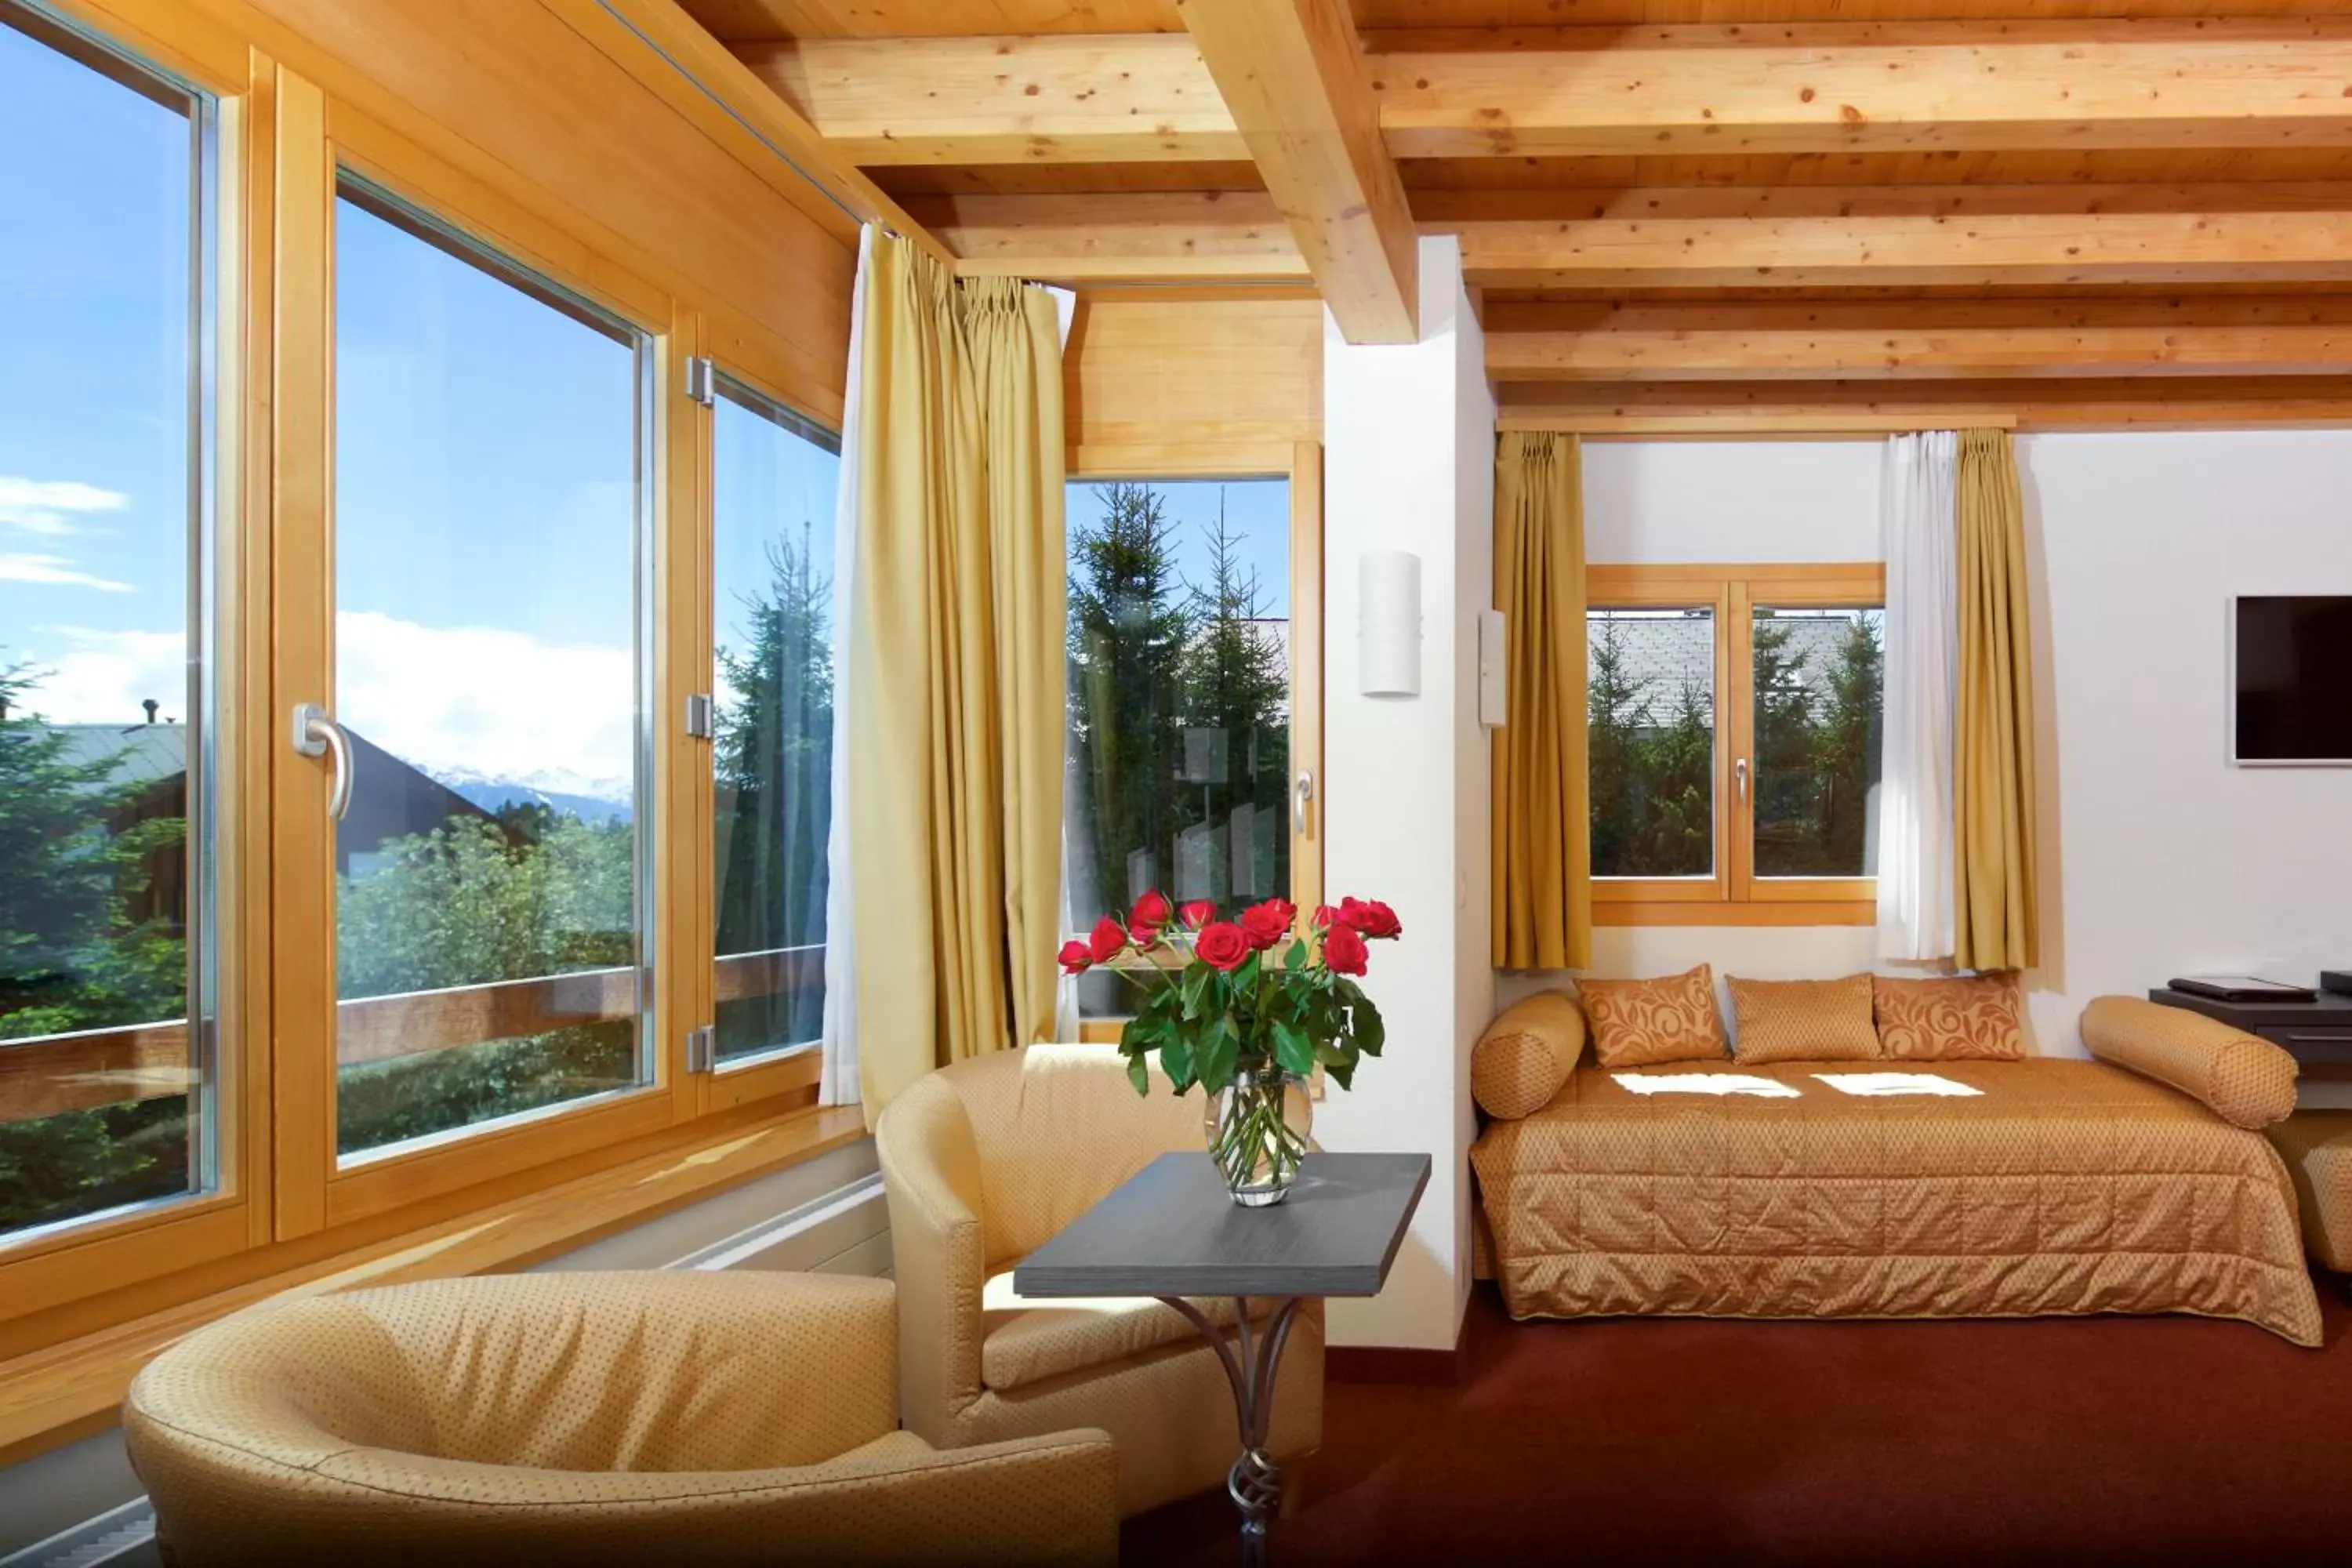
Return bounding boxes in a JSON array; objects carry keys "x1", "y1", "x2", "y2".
[
  {"x1": 0, "y1": 6, "x2": 216, "y2": 1245},
  {"x1": 1587, "y1": 565, "x2": 1885, "y2": 925},
  {"x1": 710, "y1": 374, "x2": 838, "y2": 1067}
]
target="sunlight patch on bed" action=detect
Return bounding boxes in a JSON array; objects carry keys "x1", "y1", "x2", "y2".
[
  {"x1": 1812, "y1": 1072, "x2": 1984, "y2": 1098},
  {"x1": 1612, "y1": 1073, "x2": 1802, "y2": 1099}
]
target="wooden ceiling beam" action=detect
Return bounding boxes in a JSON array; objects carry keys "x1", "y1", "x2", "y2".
[
  {"x1": 1494, "y1": 376, "x2": 2352, "y2": 434},
  {"x1": 1447, "y1": 187, "x2": 2352, "y2": 290},
  {"x1": 1486, "y1": 296, "x2": 2352, "y2": 380},
  {"x1": 732, "y1": 21, "x2": 2352, "y2": 168},
  {"x1": 1178, "y1": 0, "x2": 1417, "y2": 341},
  {"x1": 901, "y1": 191, "x2": 1309, "y2": 281}
]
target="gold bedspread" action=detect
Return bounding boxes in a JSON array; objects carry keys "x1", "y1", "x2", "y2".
[{"x1": 1471, "y1": 1059, "x2": 2323, "y2": 1346}]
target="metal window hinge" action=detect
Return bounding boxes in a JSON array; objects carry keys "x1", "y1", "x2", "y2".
[
  {"x1": 684, "y1": 355, "x2": 717, "y2": 408},
  {"x1": 684, "y1": 691, "x2": 714, "y2": 739},
  {"x1": 686, "y1": 1025, "x2": 717, "y2": 1074}
]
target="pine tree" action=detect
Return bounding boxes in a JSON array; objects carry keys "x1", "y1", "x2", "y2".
[
  {"x1": 1585, "y1": 616, "x2": 1647, "y2": 877},
  {"x1": 713, "y1": 524, "x2": 835, "y2": 1054},
  {"x1": 1067, "y1": 483, "x2": 1192, "y2": 918},
  {"x1": 1637, "y1": 680, "x2": 1716, "y2": 877},
  {"x1": 1749, "y1": 615, "x2": 1819, "y2": 875},
  {"x1": 1810, "y1": 613, "x2": 1885, "y2": 874},
  {"x1": 1174, "y1": 492, "x2": 1290, "y2": 902}
]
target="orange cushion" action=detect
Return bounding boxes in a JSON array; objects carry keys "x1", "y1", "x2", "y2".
[
  {"x1": 1577, "y1": 965, "x2": 1730, "y2": 1069},
  {"x1": 1873, "y1": 973, "x2": 2026, "y2": 1061},
  {"x1": 1727, "y1": 974, "x2": 1882, "y2": 1064}
]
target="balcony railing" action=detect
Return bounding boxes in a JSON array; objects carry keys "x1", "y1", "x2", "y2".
[{"x1": 0, "y1": 945, "x2": 825, "y2": 1121}]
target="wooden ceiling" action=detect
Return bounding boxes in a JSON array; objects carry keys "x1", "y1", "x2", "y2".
[{"x1": 671, "y1": 0, "x2": 2352, "y2": 430}]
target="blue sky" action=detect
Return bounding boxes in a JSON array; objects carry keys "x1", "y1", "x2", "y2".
[{"x1": 3, "y1": 15, "x2": 1289, "y2": 796}]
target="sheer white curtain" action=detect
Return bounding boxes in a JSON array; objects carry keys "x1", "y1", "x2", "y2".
[
  {"x1": 817, "y1": 227, "x2": 873, "y2": 1107},
  {"x1": 1875, "y1": 430, "x2": 1959, "y2": 961}
]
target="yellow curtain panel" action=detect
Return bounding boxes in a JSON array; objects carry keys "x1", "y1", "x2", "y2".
[
  {"x1": 848, "y1": 234, "x2": 1066, "y2": 1124},
  {"x1": 1492, "y1": 431, "x2": 1593, "y2": 971},
  {"x1": 1952, "y1": 428, "x2": 2041, "y2": 972}
]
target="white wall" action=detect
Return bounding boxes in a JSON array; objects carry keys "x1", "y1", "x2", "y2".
[
  {"x1": 1512, "y1": 431, "x2": 2352, "y2": 1096},
  {"x1": 1318, "y1": 236, "x2": 1495, "y2": 1351}
]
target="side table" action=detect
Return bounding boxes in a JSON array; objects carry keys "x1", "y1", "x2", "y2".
[{"x1": 1015, "y1": 1151, "x2": 1430, "y2": 1566}]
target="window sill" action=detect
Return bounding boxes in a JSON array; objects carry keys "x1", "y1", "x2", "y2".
[
  {"x1": 0, "y1": 1100, "x2": 866, "y2": 1467},
  {"x1": 1595, "y1": 900, "x2": 1876, "y2": 928}
]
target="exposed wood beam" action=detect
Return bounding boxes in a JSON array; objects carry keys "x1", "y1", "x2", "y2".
[
  {"x1": 1486, "y1": 296, "x2": 2352, "y2": 381},
  {"x1": 1178, "y1": 0, "x2": 1417, "y2": 341},
  {"x1": 732, "y1": 33, "x2": 1242, "y2": 165},
  {"x1": 731, "y1": 21, "x2": 2352, "y2": 168},
  {"x1": 561, "y1": 0, "x2": 951, "y2": 262},
  {"x1": 1441, "y1": 185, "x2": 2352, "y2": 290},
  {"x1": 901, "y1": 191, "x2": 1308, "y2": 281},
  {"x1": 1367, "y1": 20, "x2": 2352, "y2": 159},
  {"x1": 1494, "y1": 376, "x2": 2352, "y2": 434}
]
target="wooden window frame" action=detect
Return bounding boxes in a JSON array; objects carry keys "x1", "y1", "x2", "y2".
[
  {"x1": 2, "y1": 0, "x2": 849, "y2": 1356},
  {"x1": 1588, "y1": 562, "x2": 1886, "y2": 929},
  {"x1": 1069, "y1": 441, "x2": 1324, "y2": 1043}
]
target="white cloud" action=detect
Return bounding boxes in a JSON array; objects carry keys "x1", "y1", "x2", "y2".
[
  {"x1": 336, "y1": 611, "x2": 633, "y2": 793},
  {"x1": 0, "y1": 477, "x2": 131, "y2": 538},
  {"x1": 9, "y1": 627, "x2": 187, "y2": 724},
  {"x1": 0, "y1": 554, "x2": 134, "y2": 593}
]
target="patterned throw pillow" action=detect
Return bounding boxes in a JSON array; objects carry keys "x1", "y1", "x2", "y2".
[
  {"x1": 1727, "y1": 974, "x2": 1882, "y2": 1064},
  {"x1": 1872, "y1": 973, "x2": 2027, "y2": 1061},
  {"x1": 1577, "y1": 965, "x2": 1730, "y2": 1069}
]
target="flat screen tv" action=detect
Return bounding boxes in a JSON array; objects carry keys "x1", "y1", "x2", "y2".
[{"x1": 2234, "y1": 595, "x2": 2352, "y2": 765}]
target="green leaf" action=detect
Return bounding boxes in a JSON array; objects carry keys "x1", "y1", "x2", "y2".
[
  {"x1": 1126, "y1": 1052, "x2": 1150, "y2": 1095},
  {"x1": 1327, "y1": 1058, "x2": 1356, "y2": 1092},
  {"x1": 1283, "y1": 938, "x2": 1307, "y2": 971},
  {"x1": 1353, "y1": 1000, "x2": 1386, "y2": 1057},
  {"x1": 1200, "y1": 1015, "x2": 1240, "y2": 1094},
  {"x1": 1232, "y1": 949, "x2": 1261, "y2": 993},
  {"x1": 1160, "y1": 1030, "x2": 1196, "y2": 1090},
  {"x1": 1271, "y1": 1017, "x2": 1315, "y2": 1076},
  {"x1": 1181, "y1": 960, "x2": 1213, "y2": 1019}
]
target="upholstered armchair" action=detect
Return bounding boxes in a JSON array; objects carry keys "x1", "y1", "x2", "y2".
[
  {"x1": 876, "y1": 1043, "x2": 1323, "y2": 1517},
  {"x1": 124, "y1": 1271, "x2": 1117, "y2": 1568}
]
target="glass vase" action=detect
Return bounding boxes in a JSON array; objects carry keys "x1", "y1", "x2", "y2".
[{"x1": 1204, "y1": 1062, "x2": 1312, "y2": 1207}]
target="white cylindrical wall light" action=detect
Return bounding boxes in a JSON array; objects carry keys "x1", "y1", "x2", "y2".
[{"x1": 1358, "y1": 549, "x2": 1422, "y2": 697}]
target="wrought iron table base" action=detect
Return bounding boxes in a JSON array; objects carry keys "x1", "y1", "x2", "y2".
[{"x1": 1160, "y1": 1294, "x2": 1305, "y2": 1568}]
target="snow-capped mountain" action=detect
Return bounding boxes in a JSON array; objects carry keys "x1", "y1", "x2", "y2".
[{"x1": 427, "y1": 764, "x2": 633, "y2": 826}]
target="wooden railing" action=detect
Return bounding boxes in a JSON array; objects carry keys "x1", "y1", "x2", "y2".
[{"x1": 0, "y1": 946, "x2": 825, "y2": 1121}]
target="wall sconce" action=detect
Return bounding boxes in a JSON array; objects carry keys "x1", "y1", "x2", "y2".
[{"x1": 1359, "y1": 550, "x2": 1421, "y2": 697}]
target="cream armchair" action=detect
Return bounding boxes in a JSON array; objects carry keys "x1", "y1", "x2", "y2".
[
  {"x1": 876, "y1": 1044, "x2": 1323, "y2": 1517},
  {"x1": 124, "y1": 1271, "x2": 1116, "y2": 1567}
]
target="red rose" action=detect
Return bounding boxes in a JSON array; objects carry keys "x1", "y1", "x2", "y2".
[
  {"x1": 1058, "y1": 939, "x2": 1094, "y2": 975},
  {"x1": 1087, "y1": 916, "x2": 1128, "y2": 966},
  {"x1": 1311, "y1": 903, "x2": 1339, "y2": 930},
  {"x1": 1237, "y1": 898, "x2": 1295, "y2": 950},
  {"x1": 1193, "y1": 921, "x2": 1251, "y2": 971},
  {"x1": 1338, "y1": 897, "x2": 1403, "y2": 940},
  {"x1": 1129, "y1": 889, "x2": 1171, "y2": 938},
  {"x1": 1322, "y1": 924, "x2": 1370, "y2": 977},
  {"x1": 1179, "y1": 899, "x2": 1217, "y2": 931}
]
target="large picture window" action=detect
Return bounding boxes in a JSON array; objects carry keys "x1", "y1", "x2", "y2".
[
  {"x1": 0, "y1": 8, "x2": 216, "y2": 1245},
  {"x1": 1588, "y1": 564, "x2": 1885, "y2": 925},
  {"x1": 328, "y1": 181, "x2": 652, "y2": 1159}
]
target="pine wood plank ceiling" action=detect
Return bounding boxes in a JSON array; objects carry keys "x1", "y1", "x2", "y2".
[{"x1": 673, "y1": 0, "x2": 2352, "y2": 423}]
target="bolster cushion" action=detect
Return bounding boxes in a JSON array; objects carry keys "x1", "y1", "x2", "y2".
[
  {"x1": 1471, "y1": 991, "x2": 1587, "y2": 1120},
  {"x1": 2080, "y1": 996, "x2": 2298, "y2": 1130}
]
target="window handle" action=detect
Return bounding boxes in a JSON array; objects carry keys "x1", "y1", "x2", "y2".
[
  {"x1": 292, "y1": 702, "x2": 355, "y2": 822},
  {"x1": 1294, "y1": 770, "x2": 1316, "y2": 836},
  {"x1": 1735, "y1": 757, "x2": 1750, "y2": 804}
]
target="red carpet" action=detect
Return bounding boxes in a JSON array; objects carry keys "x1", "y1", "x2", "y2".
[{"x1": 1122, "y1": 1279, "x2": 2352, "y2": 1566}]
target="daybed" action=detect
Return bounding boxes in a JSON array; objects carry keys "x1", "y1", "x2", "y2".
[{"x1": 1470, "y1": 989, "x2": 2324, "y2": 1346}]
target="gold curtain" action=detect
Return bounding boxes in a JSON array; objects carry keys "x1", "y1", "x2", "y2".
[
  {"x1": 1952, "y1": 428, "x2": 2040, "y2": 972},
  {"x1": 1492, "y1": 431, "x2": 1592, "y2": 971},
  {"x1": 848, "y1": 234, "x2": 1066, "y2": 1124}
]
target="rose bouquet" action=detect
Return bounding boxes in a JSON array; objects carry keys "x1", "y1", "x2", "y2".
[{"x1": 1059, "y1": 891, "x2": 1401, "y2": 1206}]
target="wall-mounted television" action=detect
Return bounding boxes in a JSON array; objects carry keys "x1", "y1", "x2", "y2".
[{"x1": 2234, "y1": 596, "x2": 2352, "y2": 765}]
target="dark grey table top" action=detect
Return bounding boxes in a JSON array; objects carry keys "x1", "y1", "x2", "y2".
[{"x1": 1013, "y1": 1152, "x2": 1431, "y2": 1300}]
